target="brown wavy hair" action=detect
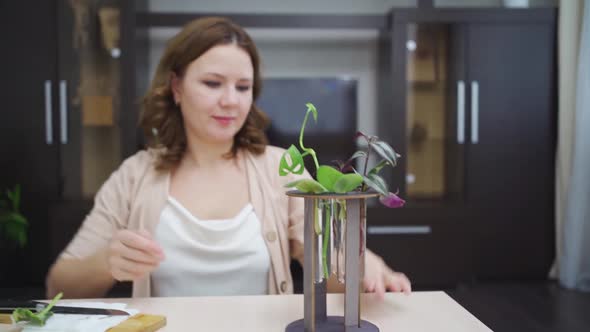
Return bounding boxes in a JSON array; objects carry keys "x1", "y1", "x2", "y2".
[{"x1": 140, "y1": 17, "x2": 269, "y2": 170}]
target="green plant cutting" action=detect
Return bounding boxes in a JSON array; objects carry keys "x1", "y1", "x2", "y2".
[
  {"x1": 278, "y1": 103, "x2": 405, "y2": 279},
  {"x1": 12, "y1": 292, "x2": 63, "y2": 326}
]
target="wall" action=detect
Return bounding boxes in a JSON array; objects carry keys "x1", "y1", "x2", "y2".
[
  {"x1": 148, "y1": 28, "x2": 380, "y2": 135},
  {"x1": 147, "y1": 0, "x2": 556, "y2": 12},
  {"x1": 147, "y1": 0, "x2": 415, "y2": 14},
  {"x1": 145, "y1": 0, "x2": 407, "y2": 136},
  {"x1": 143, "y1": 0, "x2": 558, "y2": 142}
]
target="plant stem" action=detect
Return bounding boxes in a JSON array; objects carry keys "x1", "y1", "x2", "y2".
[
  {"x1": 314, "y1": 199, "x2": 321, "y2": 235},
  {"x1": 361, "y1": 142, "x2": 371, "y2": 191},
  {"x1": 299, "y1": 109, "x2": 320, "y2": 172},
  {"x1": 40, "y1": 292, "x2": 62, "y2": 316},
  {"x1": 322, "y1": 201, "x2": 331, "y2": 279},
  {"x1": 363, "y1": 149, "x2": 370, "y2": 177}
]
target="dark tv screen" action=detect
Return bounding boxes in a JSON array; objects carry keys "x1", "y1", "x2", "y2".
[{"x1": 257, "y1": 78, "x2": 358, "y2": 173}]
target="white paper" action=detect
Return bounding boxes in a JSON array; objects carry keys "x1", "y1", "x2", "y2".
[{"x1": 20, "y1": 302, "x2": 138, "y2": 332}]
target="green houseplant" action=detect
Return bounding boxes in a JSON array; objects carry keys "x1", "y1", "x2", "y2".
[
  {"x1": 279, "y1": 103, "x2": 405, "y2": 207},
  {"x1": 0, "y1": 184, "x2": 28, "y2": 248},
  {"x1": 280, "y1": 103, "x2": 405, "y2": 332},
  {"x1": 279, "y1": 103, "x2": 406, "y2": 279}
]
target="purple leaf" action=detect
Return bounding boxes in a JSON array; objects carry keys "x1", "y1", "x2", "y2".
[
  {"x1": 379, "y1": 192, "x2": 406, "y2": 208},
  {"x1": 341, "y1": 164, "x2": 355, "y2": 173},
  {"x1": 338, "y1": 150, "x2": 367, "y2": 173},
  {"x1": 332, "y1": 160, "x2": 346, "y2": 171},
  {"x1": 354, "y1": 131, "x2": 368, "y2": 141}
]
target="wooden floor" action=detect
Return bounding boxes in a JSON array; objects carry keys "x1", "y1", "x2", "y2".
[{"x1": 445, "y1": 281, "x2": 590, "y2": 332}]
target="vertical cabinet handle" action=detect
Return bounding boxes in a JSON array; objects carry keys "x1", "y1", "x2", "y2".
[
  {"x1": 471, "y1": 81, "x2": 479, "y2": 144},
  {"x1": 44, "y1": 80, "x2": 53, "y2": 145},
  {"x1": 457, "y1": 80, "x2": 465, "y2": 144},
  {"x1": 59, "y1": 80, "x2": 68, "y2": 144}
]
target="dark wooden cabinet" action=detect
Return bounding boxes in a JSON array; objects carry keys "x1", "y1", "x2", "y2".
[
  {"x1": 465, "y1": 21, "x2": 555, "y2": 204},
  {"x1": 0, "y1": 0, "x2": 61, "y2": 286},
  {"x1": 0, "y1": 0, "x2": 138, "y2": 288},
  {"x1": 465, "y1": 20, "x2": 556, "y2": 280},
  {"x1": 371, "y1": 8, "x2": 556, "y2": 286}
]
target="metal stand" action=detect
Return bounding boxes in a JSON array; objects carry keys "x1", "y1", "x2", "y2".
[
  {"x1": 285, "y1": 317, "x2": 379, "y2": 332},
  {"x1": 285, "y1": 193, "x2": 380, "y2": 332}
]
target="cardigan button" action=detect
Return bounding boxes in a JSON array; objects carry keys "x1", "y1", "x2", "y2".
[
  {"x1": 266, "y1": 231, "x2": 277, "y2": 242},
  {"x1": 280, "y1": 281, "x2": 288, "y2": 293}
]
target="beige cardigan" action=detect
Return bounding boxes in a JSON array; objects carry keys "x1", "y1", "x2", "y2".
[{"x1": 62, "y1": 146, "x2": 384, "y2": 297}]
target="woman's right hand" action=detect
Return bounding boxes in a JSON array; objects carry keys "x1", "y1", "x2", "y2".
[{"x1": 107, "y1": 229, "x2": 165, "y2": 281}]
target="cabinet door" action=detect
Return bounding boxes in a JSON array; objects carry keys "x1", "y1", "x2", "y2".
[
  {"x1": 466, "y1": 22, "x2": 554, "y2": 206},
  {"x1": 374, "y1": 21, "x2": 474, "y2": 286},
  {"x1": 466, "y1": 22, "x2": 555, "y2": 278},
  {"x1": 388, "y1": 22, "x2": 469, "y2": 207},
  {"x1": 0, "y1": 0, "x2": 60, "y2": 284},
  {"x1": 0, "y1": 0, "x2": 60, "y2": 199},
  {"x1": 368, "y1": 207, "x2": 475, "y2": 286},
  {"x1": 57, "y1": 0, "x2": 126, "y2": 200}
]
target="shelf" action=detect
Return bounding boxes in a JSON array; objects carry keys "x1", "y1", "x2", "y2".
[{"x1": 135, "y1": 12, "x2": 388, "y2": 29}]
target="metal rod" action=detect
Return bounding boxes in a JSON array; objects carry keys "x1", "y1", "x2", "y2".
[
  {"x1": 315, "y1": 279, "x2": 327, "y2": 324},
  {"x1": 44, "y1": 80, "x2": 53, "y2": 145},
  {"x1": 368, "y1": 225, "x2": 432, "y2": 235},
  {"x1": 304, "y1": 198, "x2": 315, "y2": 332},
  {"x1": 344, "y1": 199, "x2": 361, "y2": 327},
  {"x1": 457, "y1": 80, "x2": 465, "y2": 144},
  {"x1": 59, "y1": 80, "x2": 68, "y2": 144},
  {"x1": 471, "y1": 80, "x2": 479, "y2": 144}
]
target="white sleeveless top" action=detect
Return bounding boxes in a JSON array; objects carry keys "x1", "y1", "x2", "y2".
[{"x1": 150, "y1": 197, "x2": 270, "y2": 297}]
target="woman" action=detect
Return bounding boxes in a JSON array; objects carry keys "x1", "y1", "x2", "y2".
[{"x1": 46, "y1": 17, "x2": 411, "y2": 299}]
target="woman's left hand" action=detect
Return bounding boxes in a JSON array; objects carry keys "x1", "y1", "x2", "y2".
[{"x1": 363, "y1": 253, "x2": 412, "y2": 300}]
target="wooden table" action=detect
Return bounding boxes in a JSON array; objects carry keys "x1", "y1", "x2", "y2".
[{"x1": 0, "y1": 292, "x2": 492, "y2": 331}]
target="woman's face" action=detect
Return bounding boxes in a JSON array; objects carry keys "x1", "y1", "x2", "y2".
[{"x1": 172, "y1": 43, "x2": 254, "y2": 146}]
